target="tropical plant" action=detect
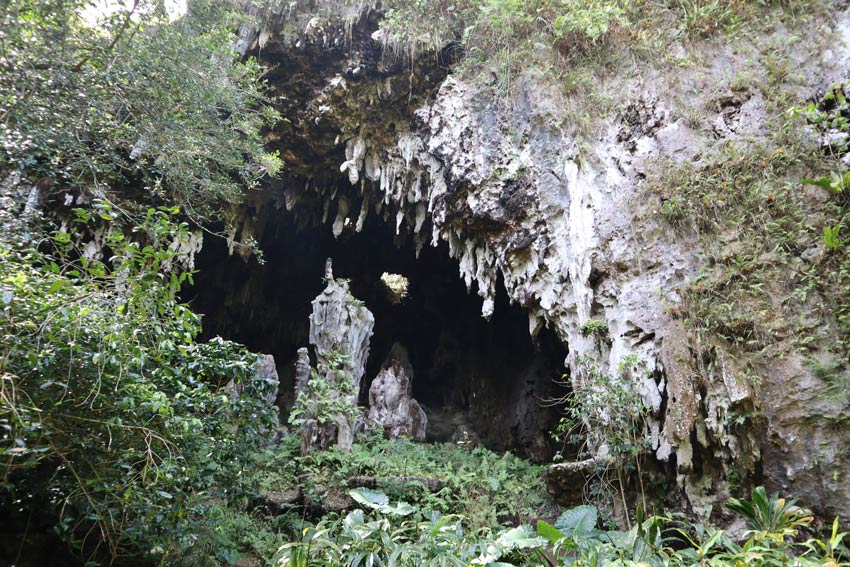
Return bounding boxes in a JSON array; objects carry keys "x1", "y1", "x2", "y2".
[
  {"x1": 0, "y1": 4, "x2": 284, "y2": 562},
  {"x1": 277, "y1": 489, "x2": 548, "y2": 567},
  {"x1": 0, "y1": 0, "x2": 281, "y2": 223},
  {"x1": 0, "y1": 196, "x2": 277, "y2": 564},
  {"x1": 823, "y1": 224, "x2": 847, "y2": 252},
  {"x1": 580, "y1": 318, "x2": 610, "y2": 338},
  {"x1": 726, "y1": 486, "x2": 813, "y2": 537},
  {"x1": 550, "y1": 355, "x2": 652, "y2": 521},
  {"x1": 805, "y1": 517, "x2": 850, "y2": 565},
  {"x1": 533, "y1": 494, "x2": 848, "y2": 567},
  {"x1": 289, "y1": 437, "x2": 546, "y2": 528},
  {"x1": 803, "y1": 171, "x2": 850, "y2": 198}
]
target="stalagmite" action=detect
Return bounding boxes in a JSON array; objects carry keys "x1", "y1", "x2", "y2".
[
  {"x1": 292, "y1": 259, "x2": 375, "y2": 453},
  {"x1": 367, "y1": 343, "x2": 427, "y2": 440},
  {"x1": 294, "y1": 347, "x2": 311, "y2": 395}
]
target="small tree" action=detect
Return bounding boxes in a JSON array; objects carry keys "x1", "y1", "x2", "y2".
[{"x1": 551, "y1": 355, "x2": 652, "y2": 525}]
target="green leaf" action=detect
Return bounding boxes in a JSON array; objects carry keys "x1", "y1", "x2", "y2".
[
  {"x1": 802, "y1": 176, "x2": 837, "y2": 191},
  {"x1": 348, "y1": 488, "x2": 416, "y2": 516},
  {"x1": 554, "y1": 505, "x2": 598, "y2": 537},
  {"x1": 537, "y1": 519, "x2": 567, "y2": 545},
  {"x1": 495, "y1": 525, "x2": 547, "y2": 551},
  {"x1": 47, "y1": 280, "x2": 65, "y2": 294}
]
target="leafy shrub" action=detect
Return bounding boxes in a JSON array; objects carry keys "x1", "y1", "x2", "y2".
[
  {"x1": 272, "y1": 487, "x2": 850, "y2": 567},
  {"x1": 552, "y1": 0, "x2": 627, "y2": 51},
  {"x1": 0, "y1": 0, "x2": 281, "y2": 220},
  {"x1": 0, "y1": 3, "x2": 283, "y2": 561},
  {"x1": 0, "y1": 199, "x2": 275, "y2": 564},
  {"x1": 551, "y1": 355, "x2": 652, "y2": 517},
  {"x1": 289, "y1": 350, "x2": 359, "y2": 432},
  {"x1": 536, "y1": 491, "x2": 848, "y2": 567},
  {"x1": 726, "y1": 486, "x2": 813, "y2": 536},
  {"x1": 277, "y1": 489, "x2": 548, "y2": 567},
  {"x1": 579, "y1": 318, "x2": 610, "y2": 338}
]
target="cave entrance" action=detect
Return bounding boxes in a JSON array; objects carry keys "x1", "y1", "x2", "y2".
[{"x1": 187, "y1": 205, "x2": 567, "y2": 461}]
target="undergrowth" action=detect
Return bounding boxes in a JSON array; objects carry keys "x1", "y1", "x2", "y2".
[
  {"x1": 267, "y1": 483, "x2": 850, "y2": 567},
  {"x1": 183, "y1": 436, "x2": 548, "y2": 565},
  {"x1": 192, "y1": 439, "x2": 850, "y2": 567},
  {"x1": 257, "y1": 434, "x2": 546, "y2": 528}
]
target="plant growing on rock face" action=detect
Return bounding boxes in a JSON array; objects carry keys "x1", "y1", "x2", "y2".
[
  {"x1": 803, "y1": 171, "x2": 850, "y2": 199},
  {"x1": 551, "y1": 355, "x2": 652, "y2": 522},
  {"x1": 823, "y1": 224, "x2": 847, "y2": 252},
  {"x1": 551, "y1": 0, "x2": 627, "y2": 52},
  {"x1": 580, "y1": 318, "x2": 610, "y2": 339},
  {"x1": 288, "y1": 350, "x2": 359, "y2": 432}
]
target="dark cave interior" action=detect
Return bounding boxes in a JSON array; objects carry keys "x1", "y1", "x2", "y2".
[{"x1": 186, "y1": 200, "x2": 568, "y2": 461}]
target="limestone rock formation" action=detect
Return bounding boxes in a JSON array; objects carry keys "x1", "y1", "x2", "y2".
[
  {"x1": 292, "y1": 259, "x2": 375, "y2": 453},
  {"x1": 220, "y1": 4, "x2": 850, "y2": 519},
  {"x1": 367, "y1": 343, "x2": 427, "y2": 440},
  {"x1": 223, "y1": 353, "x2": 282, "y2": 442},
  {"x1": 308, "y1": 261, "x2": 375, "y2": 407},
  {"x1": 294, "y1": 347, "x2": 311, "y2": 395}
]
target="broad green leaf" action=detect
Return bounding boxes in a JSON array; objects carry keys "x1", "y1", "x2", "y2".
[
  {"x1": 554, "y1": 505, "x2": 598, "y2": 537},
  {"x1": 537, "y1": 519, "x2": 567, "y2": 545},
  {"x1": 47, "y1": 280, "x2": 65, "y2": 294},
  {"x1": 495, "y1": 525, "x2": 547, "y2": 551},
  {"x1": 348, "y1": 488, "x2": 416, "y2": 516}
]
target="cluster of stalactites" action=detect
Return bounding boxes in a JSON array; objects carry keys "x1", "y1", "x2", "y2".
[{"x1": 275, "y1": 134, "x2": 506, "y2": 320}]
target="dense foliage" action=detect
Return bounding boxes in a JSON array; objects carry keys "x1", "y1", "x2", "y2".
[
  {"x1": 194, "y1": 437, "x2": 549, "y2": 565},
  {"x1": 2, "y1": 1, "x2": 848, "y2": 566},
  {"x1": 0, "y1": 0, "x2": 281, "y2": 220},
  {"x1": 272, "y1": 485, "x2": 850, "y2": 567},
  {"x1": 0, "y1": 199, "x2": 276, "y2": 563},
  {"x1": 257, "y1": 435, "x2": 547, "y2": 528},
  {"x1": 0, "y1": 0, "x2": 281, "y2": 564},
  {"x1": 185, "y1": 437, "x2": 850, "y2": 567},
  {"x1": 374, "y1": 0, "x2": 822, "y2": 84}
]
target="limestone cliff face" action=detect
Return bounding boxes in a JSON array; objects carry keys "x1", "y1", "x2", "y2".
[{"x1": 228, "y1": 5, "x2": 850, "y2": 519}]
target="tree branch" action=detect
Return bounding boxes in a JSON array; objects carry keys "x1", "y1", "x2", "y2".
[{"x1": 72, "y1": 0, "x2": 141, "y2": 72}]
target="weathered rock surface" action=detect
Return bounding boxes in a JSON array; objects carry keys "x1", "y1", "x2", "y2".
[
  {"x1": 367, "y1": 343, "x2": 427, "y2": 440},
  {"x1": 309, "y1": 260, "x2": 375, "y2": 401},
  {"x1": 224, "y1": 353, "x2": 282, "y2": 435},
  {"x1": 225, "y1": 4, "x2": 850, "y2": 519},
  {"x1": 294, "y1": 347, "x2": 311, "y2": 394},
  {"x1": 292, "y1": 260, "x2": 375, "y2": 453}
]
